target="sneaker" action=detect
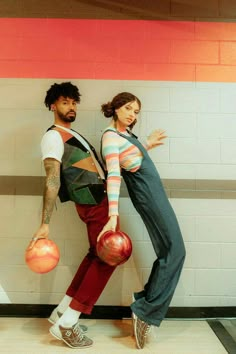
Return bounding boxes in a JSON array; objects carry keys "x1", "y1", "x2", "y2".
[
  {"x1": 132, "y1": 310, "x2": 137, "y2": 336},
  {"x1": 133, "y1": 315, "x2": 151, "y2": 349},
  {"x1": 48, "y1": 309, "x2": 88, "y2": 333},
  {"x1": 50, "y1": 322, "x2": 93, "y2": 349},
  {"x1": 131, "y1": 294, "x2": 136, "y2": 336},
  {"x1": 48, "y1": 308, "x2": 62, "y2": 324}
]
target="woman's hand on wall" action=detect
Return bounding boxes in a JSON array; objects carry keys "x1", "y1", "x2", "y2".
[{"x1": 146, "y1": 129, "x2": 167, "y2": 149}]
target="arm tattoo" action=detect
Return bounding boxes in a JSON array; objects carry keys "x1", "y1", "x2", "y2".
[{"x1": 42, "y1": 159, "x2": 61, "y2": 224}]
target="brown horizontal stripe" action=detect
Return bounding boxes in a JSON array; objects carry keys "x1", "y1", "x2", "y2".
[
  {"x1": 1, "y1": 176, "x2": 235, "y2": 199},
  {"x1": 0, "y1": 176, "x2": 45, "y2": 196},
  {"x1": 0, "y1": 0, "x2": 169, "y2": 19},
  {"x1": 0, "y1": 0, "x2": 235, "y2": 20}
]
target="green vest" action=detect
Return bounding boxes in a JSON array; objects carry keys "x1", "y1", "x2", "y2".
[{"x1": 48, "y1": 125, "x2": 106, "y2": 205}]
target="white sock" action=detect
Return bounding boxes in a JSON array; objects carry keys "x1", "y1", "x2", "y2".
[
  {"x1": 58, "y1": 307, "x2": 81, "y2": 328},
  {"x1": 57, "y1": 295, "x2": 72, "y2": 313}
]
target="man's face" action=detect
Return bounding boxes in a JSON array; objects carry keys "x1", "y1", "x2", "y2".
[{"x1": 52, "y1": 96, "x2": 77, "y2": 123}]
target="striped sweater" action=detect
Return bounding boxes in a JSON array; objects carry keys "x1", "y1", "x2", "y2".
[{"x1": 102, "y1": 127, "x2": 147, "y2": 216}]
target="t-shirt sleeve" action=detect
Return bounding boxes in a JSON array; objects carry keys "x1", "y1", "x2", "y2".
[
  {"x1": 41, "y1": 130, "x2": 64, "y2": 162},
  {"x1": 102, "y1": 130, "x2": 121, "y2": 216}
]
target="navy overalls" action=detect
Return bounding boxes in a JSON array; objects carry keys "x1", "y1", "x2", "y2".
[{"x1": 116, "y1": 131, "x2": 186, "y2": 327}]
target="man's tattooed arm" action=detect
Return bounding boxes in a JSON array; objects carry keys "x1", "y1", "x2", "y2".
[
  {"x1": 27, "y1": 158, "x2": 61, "y2": 248},
  {"x1": 42, "y1": 158, "x2": 61, "y2": 224}
]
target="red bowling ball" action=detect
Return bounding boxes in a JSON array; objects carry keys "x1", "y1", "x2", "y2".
[
  {"x1": 25, "y1": 238, "x2": 60, "y2": 274},
  {"x1": 96, "y1": 230, "x2": 132, "y2": 266}
]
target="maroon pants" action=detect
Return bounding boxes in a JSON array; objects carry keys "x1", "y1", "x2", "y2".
[{"x1": 66, "y1": 196, "x2": 116, "y2": 314}]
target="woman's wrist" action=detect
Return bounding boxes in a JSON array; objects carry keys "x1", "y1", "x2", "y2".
[{"x1": 145, "y1": 140, "x2": 152, "y2": 150}]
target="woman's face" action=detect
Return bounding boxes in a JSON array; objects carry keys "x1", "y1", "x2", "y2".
[{"x1": 115, "y1": 100, "x2": 140, "y2": 130}]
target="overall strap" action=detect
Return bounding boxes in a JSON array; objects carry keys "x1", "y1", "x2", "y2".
[{"x1": 117, "y1": 130, "x2": 147, "y2": 155}]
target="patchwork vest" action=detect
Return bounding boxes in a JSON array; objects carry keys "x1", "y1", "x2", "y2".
[{"x1": 48, "y1": 125, "x2": 106, "y2": 205}]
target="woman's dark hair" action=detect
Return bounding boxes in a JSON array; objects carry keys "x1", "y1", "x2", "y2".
[
  {"x1": 44, "y1": 82, "x2": 81, "y2": 110},
  {"x1": 101, "y1": 92, "x2": 141, "y2": 129}
]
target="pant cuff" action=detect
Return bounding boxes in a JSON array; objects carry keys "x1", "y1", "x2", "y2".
[
  {"x1": 131, "y1": 303, "x2": 162, "y2": 327},
  {"x1": 70, "y1": 298, "x2": 93, "y2": 315}
]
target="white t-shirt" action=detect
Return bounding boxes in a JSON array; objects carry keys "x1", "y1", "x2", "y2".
[{"x1": 41, "y1": 129, "x2": 64, "y2": 162}]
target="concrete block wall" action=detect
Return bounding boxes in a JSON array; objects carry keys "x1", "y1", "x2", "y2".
[{"x1": 0, "y1": 0, "x2": 235, "y2": 309}]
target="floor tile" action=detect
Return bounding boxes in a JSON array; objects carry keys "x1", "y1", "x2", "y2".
[{"x1": 0, "y1": 318, "x2": 229, "y2": 353}]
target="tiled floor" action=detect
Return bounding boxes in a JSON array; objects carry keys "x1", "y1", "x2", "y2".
[{"x1": 0, "y1": 317, "x2": 234, "y2": 353}]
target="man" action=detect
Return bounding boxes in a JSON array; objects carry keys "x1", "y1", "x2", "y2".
[{"x1": 30, "y1": 82, "x2": 116, "y2": 349}]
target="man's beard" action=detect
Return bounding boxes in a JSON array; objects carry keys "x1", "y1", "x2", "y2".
[{"x1": 58, "y1": 110, "x2": 76, "y2": 123}]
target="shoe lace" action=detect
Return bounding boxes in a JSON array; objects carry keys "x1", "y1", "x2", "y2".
[
  {"x1": 141, "y1": 321, "x2": 151, "y2": 338},
  {"x1": 145, "y1": 324, "x2": 151, "y2": 337},
  {"x1": 73, "y1": 322, "x2": 84, "y2": 341}
]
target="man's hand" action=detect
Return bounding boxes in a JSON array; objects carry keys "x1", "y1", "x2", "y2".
[
  {"x1": 27, "y1": 224, "x2": 49, "y2": 250},
  {"x1": 97, "y1": 215, "x2": 119, "y2": 242},
  {"x1": 146, "y1": 129, "x2": 167, "y2": 149}
]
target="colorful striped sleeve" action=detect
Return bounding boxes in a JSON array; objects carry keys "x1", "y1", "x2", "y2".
[{"x1": 102, "y1": 130, "x2": 121, "y2": 216}]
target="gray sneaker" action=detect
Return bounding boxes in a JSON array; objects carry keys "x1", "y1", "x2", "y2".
[
  {"x1": 48, "y1": 309, "x2": 62, "y2": 324},
  {"x1": 59, "y1": 322, "x2": 93, "y2": 349},
  {"x1": 133, "y1": 315, "x2": 151, "y2": 349},
  {"x1": 48, "y1": 309, "x2": 88, "y2": 333}
]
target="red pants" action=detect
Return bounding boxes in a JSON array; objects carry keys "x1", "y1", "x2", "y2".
[{"x1": 66, "y1": 196, "x2": 116, "y2": 314}]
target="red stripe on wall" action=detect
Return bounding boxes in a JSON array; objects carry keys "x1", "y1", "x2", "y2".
[{"x1": 0, "y1": 19, "x2": 236, "y2": 82}]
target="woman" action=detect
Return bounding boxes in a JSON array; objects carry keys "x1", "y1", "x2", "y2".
[{"x1": 100, "y1": 92, "x2": 186, "y2": 349}]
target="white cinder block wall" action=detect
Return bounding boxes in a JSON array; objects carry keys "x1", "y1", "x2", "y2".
[{"x1": 0, "y1": 78, "x2": 235, "y2": 307}]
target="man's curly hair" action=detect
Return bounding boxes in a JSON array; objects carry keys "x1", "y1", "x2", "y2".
[{"x1": 44, "y1": 82, "x2": 81, "y2": 110}]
